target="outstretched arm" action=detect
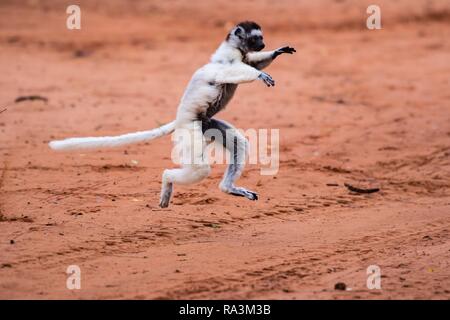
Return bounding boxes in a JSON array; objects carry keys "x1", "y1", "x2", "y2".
[
  {"x1": 215, "y1": 62, "x2": 275, "y2": 87},
  {"x1": 246, "y1": 46, "x2": 296, "y2": 70}
]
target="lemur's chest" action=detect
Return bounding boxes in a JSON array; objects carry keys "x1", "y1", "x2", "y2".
[{"x1": 205, "y1": 83, "x2": 238, "y2": 118}]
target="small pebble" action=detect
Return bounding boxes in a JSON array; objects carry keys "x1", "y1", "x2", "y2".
[{"x1": 334, "y1": 282, "x2": 346, "y2": 291}]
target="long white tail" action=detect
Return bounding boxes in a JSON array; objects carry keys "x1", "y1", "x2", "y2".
[{"x1": 49, "y1": 121, "x2": 176, "y2": 151}]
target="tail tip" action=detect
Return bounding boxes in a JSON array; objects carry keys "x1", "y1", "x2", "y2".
[{"x1": 49, "y1": 140, "x2": 62, "y2": 150}]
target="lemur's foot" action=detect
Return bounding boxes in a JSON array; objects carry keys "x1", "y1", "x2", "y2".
[
  {"x1": 159, "y1": 182, "x2": 173, "y2": 208},
  {"x1": 228, "y1": 186, "x2": 259, "y2": 201},
  {"x1": 258, "y1": 72, "x2": 275, "y2": 87}
]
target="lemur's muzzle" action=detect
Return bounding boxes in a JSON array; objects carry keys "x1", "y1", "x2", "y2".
[{"x1": 255, "y1": 43, "x2": 265, "y2": 51}]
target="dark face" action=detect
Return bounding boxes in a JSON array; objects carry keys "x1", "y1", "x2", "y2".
[
  {"x1": 247, "y1": 34, "x2": 265, "y2": 52},
  {"x1": 228, "y1": 21, "x2": 266, "y2": 53}
]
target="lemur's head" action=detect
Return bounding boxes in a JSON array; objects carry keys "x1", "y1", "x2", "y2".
[{"x1": 226, "y1": 21, "x2": 265, "y2": 53}]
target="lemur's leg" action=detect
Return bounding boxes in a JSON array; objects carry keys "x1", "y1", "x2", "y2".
[
  {"x1": 159, "y1": 122, "x2": 211, "y2": 208},
  {"x1": 160, "y1": 164, "x2": 211, "y2": 207},
  {"x1": 203, "y1": 118, "x2": 258, "y2": 201}
]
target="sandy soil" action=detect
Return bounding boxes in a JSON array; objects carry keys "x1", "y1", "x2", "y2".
[{"x1": 0, "y1": 0, "x2": 450, "y2": 299}]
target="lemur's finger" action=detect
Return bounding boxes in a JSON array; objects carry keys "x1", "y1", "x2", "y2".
[
  {"x1": 265, "y1": 78, "x2": 275, "y2": 87},
  {"x1": 259, "y1": 72, "x2": 275, "y2": 87}
]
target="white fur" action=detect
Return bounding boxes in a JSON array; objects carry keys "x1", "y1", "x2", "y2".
[
  {"x1": 49, "y1": 26, "x2": 281, "y2": 208},
  {"x1": 49, "y1": 121, "x2": 176, "y2": 151},
  {"x1": 158, "y1": 39, "x2": 274, "y2": 207},
  {"x1": 250, "y1": 29, "x2": 263, "y2": 36},
  {"x1": 174, "y1": 42, "x2": 262, "y2": 127},
  {"x1": 246, "y1": 50, "x2": 274, "y2": 63},
  {"x1": 49, "y1": 41, "x2": 266, "y2": 152}
]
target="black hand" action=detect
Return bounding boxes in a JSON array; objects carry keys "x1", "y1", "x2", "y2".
[{"x1": 273, "y1": 46, "x2": 296, "y2": 58}]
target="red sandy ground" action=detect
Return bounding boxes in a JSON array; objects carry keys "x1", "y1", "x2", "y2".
[{"x1": 0, "y1": 0, "x2": 449, "y2": 299}]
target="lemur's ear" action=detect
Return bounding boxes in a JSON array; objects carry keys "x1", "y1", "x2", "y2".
[{"x1": 234, "y1": 26, "x2": 244, "y2": 36}]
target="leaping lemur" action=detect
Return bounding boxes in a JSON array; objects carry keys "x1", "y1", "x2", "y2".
[{"x1": 49, "y1": 21, "x2": 296, "y2": 208}]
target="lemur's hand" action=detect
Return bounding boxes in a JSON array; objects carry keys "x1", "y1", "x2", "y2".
[
  {"x1": 273, "y1": 46, "x2": 296, "y2": 58},
  {"x1": 258, "y1": 72, "x2": 275, "y2": 87}
]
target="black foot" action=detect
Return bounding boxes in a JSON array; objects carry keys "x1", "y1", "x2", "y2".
[{"x1": 229, "y1": 187, "x2": 259, "y2": 201}]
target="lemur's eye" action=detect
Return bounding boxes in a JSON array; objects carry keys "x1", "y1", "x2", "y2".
[{"x1": 250, "y1": 35, "x2": 262, "y2": 42}]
